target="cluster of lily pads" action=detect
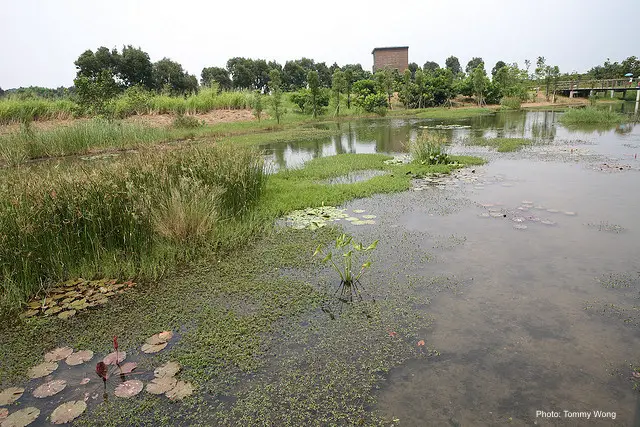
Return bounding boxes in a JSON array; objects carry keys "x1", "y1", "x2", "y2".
[
  {"x1": 22, "y1": 278, "x2": 136, "y2": 320},
  {"x1": 477, "y1": 200, "x2": 577, "y2": 230},
  {"x1": 418, "y1": 124, "x2": 470, "y2": 130},
  {"x1": 281, "y1": 206, "x2": 377, "y2": 230},
  {"x1": 0, "y1": 331, "x2": 192, "y2": 426}
]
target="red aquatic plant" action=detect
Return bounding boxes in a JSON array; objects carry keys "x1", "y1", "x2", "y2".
[{"x1": 95, "y1": 362, "x2": 108, "y2": 390}]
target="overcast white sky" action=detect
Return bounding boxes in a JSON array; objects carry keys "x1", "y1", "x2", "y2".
[{"x1": 2, "y1": 0, "x2": 637, "y2": 88}]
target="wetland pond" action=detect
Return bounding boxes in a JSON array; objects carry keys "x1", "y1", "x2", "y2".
[{"x1": 267, "y1": 110, "x2": 640, "y2": 425}]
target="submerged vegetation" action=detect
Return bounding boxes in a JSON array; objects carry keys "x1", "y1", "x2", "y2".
[{"x1": 558, "y1": 107, "x2": 626, "y2": 126}]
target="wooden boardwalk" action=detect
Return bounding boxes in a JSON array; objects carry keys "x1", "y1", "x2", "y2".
[{"x1": 555, "y1": 79, "x2": 640, "y2": 99}]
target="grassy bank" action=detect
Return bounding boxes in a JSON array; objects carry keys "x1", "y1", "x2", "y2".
[
  {"x1": 558, "y1": 107, "x2": 626, "y2": 126},
  {"x1": 0, "y1": 145, "x2": 266, "y2": 312},
  {"x1": 0, "y1": 98, "x2": 76, "y2": 124},
  {"x1": 399, "y1": 106, "x2": 497, "y2": 120}
]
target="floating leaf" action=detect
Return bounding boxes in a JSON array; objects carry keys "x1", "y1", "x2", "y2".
[
  {"x1": 120, "y1": 362, "x2": 137, "y2": 374},
  {"x1": 79, "y1": 378, "x2": 90, "y2": 385},
  {"x1": 103, "y1": 351, "x2": 126, "y2": 365},
  {"x1": 351, "y1": 220, "x2": 366, "y2": 225},
  {"x1": 165, "y1": 381, "x2": 193, "y2": 401},
  {"x1": 361, "y1": 214, "x2": 377, "y2": 219},
  {"x1": 141, "y1": 342, "x2": 167, "y2": 354},
  {"x1": 541, "y1": 220, "x2": 556, "y2": 226},
  {"x1": 546, "y1": 208, "x2": 559, "y2": 213},
  {"x1": 65, "y1": 350, "x2": 93, "y2": 366},
  {"x1": 20, "y1": 310, "x2": 39, "y2": 319},
  {"x1": 146, "y1": 377, "x2": 177, "y2": 395},
  {"x1": 352, "y1": 209, "x2": 366, "y2": 213},
  {"x1": 33, "y1": 380, "x2": 66, "y2": 398},
  {"x1": 513, "y1": 224, "x2": 528, "y2": 230},
  {"x1": 50, "y1": 401, "x2": 86, "y2": 425},
  {"x1": 0, "y1": 387, "x2": 24, "y2": 405},
  {"x1": 344, "y1": 217, "x2": 359, "y2": 222},
  {"x1": 154, "y1": 361, "x2": 181, "y2": 378},
  {"x1": 57, "y1": 310, "x2": 76, "y2": 320},
  {"x1": 0, "y1": 407, "x2": 39, "y2": 427},
  {"x1": 114, "y1": 380, "x2": 143, "y2": 398},
  {"x1": 417, "y1": 340, "x2": 425, "y2": 347},
  {"x1": 44, "y1": 347, "x2": 74, "y2": 362},
  {"x1": 0, "y1": 408, "x2": 7, "y2": 422},
  {"x1": 563, "y1": 211, "x2": 577, "y2": 216},
  {"x1": 157, "y1": 331, "x2": 173, "y2": 341},
  {"x1": 27, "y1": 361, "x2": 58, "y2": 379}
]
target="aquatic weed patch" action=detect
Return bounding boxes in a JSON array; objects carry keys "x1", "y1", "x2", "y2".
[{"x1": 464, "y1": 137, "x2": 538, "y2": 152}]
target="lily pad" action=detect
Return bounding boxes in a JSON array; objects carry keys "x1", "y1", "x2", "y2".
[
  {"x1": 352, "y1": 209, "x2": 366, "y2": 213},
  {"x1": 120, "y1": 362, "x2": 137, "y2": 374},
  {"x1": 33, "y1": 380, "x2": 66, "y2": 398},
  {"x1": 146, "y1": 377, "x2": 177, "y2": 395},
  {"x1": 344, "y1": 217, "x2": 359, "y2": 222},
  {"x1": 541, "y1": 220, "x2": 557, "y2": 226},
  {"x1": 20, "y1": 310, "x2": 39, "y2": 319},
  {"x1": 165, "y1": 381, "x2": 194, "y2": 401},
  {"x1": 478, "y1": 213, "x2": 490, "y2": 218},
  {"x1": 27, "y1": 361, "x2": 58, "y2": 379},
  {"x1": 154, "y1": 361, "x2": 181, "y2": 378},
  {"x1": 79, "y1": 378, "x2": 90, "y2": 385},
  {"x1": 141, "y1": 342, "x2": 167, "y2": 354},
  {"x1": 57, "y1": 310, "x2": 76, "y2": 320},
  {"x1": 563, "y1": 211, "x2": 576, "y2": 216},
  {"x1": 0, "y1": 407, "x2": 39, "y2": 427},
  {"x1": 50, "y1": 401, "x2": 86, "y2": 424},
  {"x1": 65, "y1": 350, "x2": 93, "y2": 366},
  {"x1": 114, "y1": 380, "x2": 143, "y2": 398},
  {"x1": 44, "y1": 347, "x2": 74, "y2": 362},
  {"x1": 103, "y1": 351, "x2": 126, "y2": 365},
  {"x1": 0, "y1": 387, "x2": 24, "y2": 406},
  {"x1": 361, "y1": 215, "x2": 376, "y2": 219},
  {"x1": 0, "y1": 408, "x2": 7, "y2": 422},
  {"x1": 546, "y1": 208, "x2": 559, "y2": 213},
  {"x1": 513, "y1": 224, "x2": 528, "y2": 230},
  {"x1": 351, "y1": 220, "x2": 366, "y2": 225},
  {"x1": 362, "y1": 220, "x2": 376, "y2": 225},
  {"x1": 145, "y1": 330, "x2": 173, "y2": 345}
]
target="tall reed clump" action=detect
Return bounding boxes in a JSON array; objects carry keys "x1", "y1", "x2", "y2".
[
  {"x1": 0, "y1": 119, "x2": 171, "y2": 165},
  {"x1": 407, "y1": 132, "x2": 451, "y2": 165},
  {"x1": 0, "y1": 97, "x2": 76, "y2": 124},
  {"x1": 0, "y1": 144, "x2": 266, "y2": 312},
  {"x1": 558, "y1": 107, "x2": 625, "y2": 126}
]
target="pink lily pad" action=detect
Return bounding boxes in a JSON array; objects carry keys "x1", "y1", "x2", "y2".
[
  {"x1": 119, "y1": 362, "x2": 137, "y2": 374},
  {"x1": 79, "y1": 378, "x2": 91, "y2": 385},
  {"x1": 65, "y1": 350, "x2": 93, "y2": 366},
  {"x1": 33, "y1": 380, "x2": 66, "y2": 398},
  {"x1": 27, "y1": 361, "x2": 58, "y2": 379},
  {"x1": 50, "y1": 401, "x2": 86, "y2": 424},
  {"x1": 44, "y1": 347, "x2": 73, "y2": 362},
  {"x1": 0, "y1": 408, "x2": 7, "y2": 421},
  {"x1": 102, "y1": 351, "x2": 126, "y2": 365},
  {"x1": 114, "y1": 380, "x2": 144, "y2": 398}
]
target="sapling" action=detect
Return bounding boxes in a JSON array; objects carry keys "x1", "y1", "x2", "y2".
[{"x1": 314, "y1": 233, "x2": 378, "y2": 301}]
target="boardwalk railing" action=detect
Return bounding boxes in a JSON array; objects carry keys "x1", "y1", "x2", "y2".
[{"x1": 555, "y1": 79, "x2": 639, "y2": 91}]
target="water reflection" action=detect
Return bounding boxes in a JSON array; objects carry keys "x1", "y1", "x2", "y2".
[{"x1": 262, "y1": 111, "x2": 575, "y2": 169}]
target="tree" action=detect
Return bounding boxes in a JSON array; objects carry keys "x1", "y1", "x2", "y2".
[
  {"x1": 201, "y1": 67, "x2": 232, "y2": 90},
  {"x1": 471, "y1": 62, "x2": 489, "y2": 106},
  {"x1": 307, "y1": 70, "x2": 321, "y2": 118},
  {"x1": 408, "y1": 62, "x2": 419, "y2": 79},
  {"x1": 374, "y1": 69, "x2": 394, "y2": 108},
  {"x1": 331, "y1": 70, "x2": 346, "y2": 116},
  {"x1": 466, "y1": 57, "x2": 484, "y2": 74},
  {"x1": 74, "y1": 69, "x2": 120, "y2": 113},
  {"x1": 423, "y1": 61, "x2": 440, "y2": 74},
  {"x1": 118, "y1": 45, "x2": 154, "y2": 89},
  {"x1": 315, "y1": 62, "x2": 332, "y2": 88},
  {"x1": 491, "y1": 61, "x2": 507, "y2": 77},
  {"x1": 535, "y1": 57, "x2": 560, "y2": 101},
  {"x1": 268, "y1": 69, "x2": 284, "y2": 124},
  {"x1": 445, "y1": 56, "x2": 462, "y2": 76},
  {"x1": 353, "y1": 79, "x2": 387, "y2": 113},
  {"x1": 0, "y1": 87, "x2": 4, "y2": 97},
  {"x1": 227, "y1": 57, "x2": 255, "y2": 90},
  {"x1": 282, "y1": 60, "x2": 307, "y2": 91},
  {"x1": 252, "y1": 91, "x2": 263, "y2": 121},
  {"x1": 152, "y1": 58, "x2": 196, "y2": 95}
]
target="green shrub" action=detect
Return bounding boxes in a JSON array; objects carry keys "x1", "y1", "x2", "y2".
[
  {"x1": 357, "y1": 93, "x2": 388, "y2": 113},
  {"x1": 172, "y1": 114, "x2": 204, "y2": 129},
  {"x1": 500, "y1": 96, "x2": 521, "y2": 110}
]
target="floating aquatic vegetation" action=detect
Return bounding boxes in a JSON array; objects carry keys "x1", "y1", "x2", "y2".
[
  {"x1": 114, "y1": 380, "x2": 144, "y2": 398},
  {"x1": 0, "y1": 388, "x2": 24, "y2": 406},
  {"x1": 102, "y1": 351, "x2": 126, "y2": 366},
  {"x1": 119, "y1": 362, "x2": 137, "y2": 375},
  {"x1": 146, "y1": 377, "x2": 177, "y2": 395},
  {"x1": 21, "y1": 278, "x2": 136, "y2": 319},
  {"x1": 478, "y1": 213, "x2": 490, "y2": 218},
  {"x1": 50, "y1": 400, "x2": 86, "y2": 424},
  {"x1": 0, "y1": 408, "x2": 7, "y2": 421},
  {"x1": 165, "y1": 381, "x2": 193, "y2": 401},
  {"x1": 419, "y1": 124, "x2": 470, "y2": 130},
  {"x1": 141, "y1": 331, "x2": 173, "y2": 354},
  {"x1": 79, "y1": 378, "x2": 90, "y2": 386},
  {"x1": 154, "y1": 361, "x2": 181, "y2": 378},
  {"x1": 382, "y1": 154, "x2": 411, "y2": 165},
  {"x1": 65, "y1": 350, "x2": 93, "y2": 366},
  {"x1": 511, "y1": 217, "x2": 526, "y2": 223},
  {"x1": 513, "y1": 224, "x2": 528, "y2": 230},
  {"x1": 146, "y1": 361, "x2": 192, "y2": 400},
  {"x1": 361, "y1": 214, "x2": 376, "y2": 219},
  {"x1": 44, "y1": 347, "x2": 73, "y2": 363},
  {"x1": 585, "y1": 221, "x2": 625, "y2": 233},
  {"x1": 32, "y1": 380, "x2": 66, "y2": 399},
  {"x1": 546, "y1": 208, "x2": 559, "y2": 213},
  {"x1": 533, "y1": 205, "x2": 546, "y2": 210},
  {"x1": 1, "y1": 407, "x2": 39, "y2": 427},
  {"x1": 281, "y1": 206, "x2": 376, "y2": 230},
  {"x1": 563, "y1": 211, "x2": 576, "y2": 216},
  {"x1": 27, "y1": 362, "x2": 58, "y2": 379},
  {"x1": 541, "y1": 220, "x2": 557, "y2": 226}
]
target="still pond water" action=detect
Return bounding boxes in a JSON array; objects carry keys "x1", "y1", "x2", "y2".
[{"x1": 267, "y1": 108, "x2": 640, "y2": 426}]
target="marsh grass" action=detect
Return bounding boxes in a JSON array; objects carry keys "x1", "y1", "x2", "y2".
[
  {"x1": 559, "y1": 107, "x2": 625, "y2": 126},
  {"x1": 0, "y1": 97, "x2": 76, "y2": 124},
  {"x1": 408, "y1": 132, "x2": 451, "y2": 164},
  {"x1": 0, "y1": 119, "x2": 172, "y2": 164},
  {"x1": 0, "y1": 144, "x2": 266, "y2": 312},
  {"x1": 466, "y1": 137, "x2": 536, "y2": 152}
]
